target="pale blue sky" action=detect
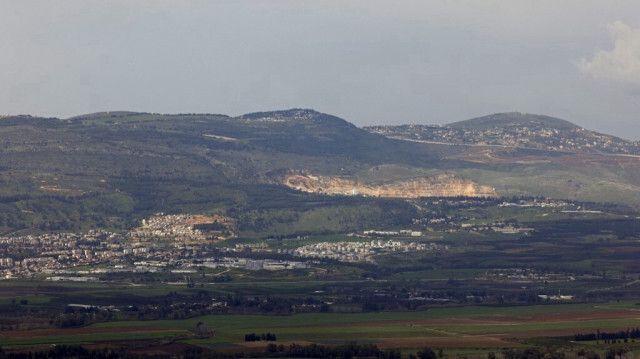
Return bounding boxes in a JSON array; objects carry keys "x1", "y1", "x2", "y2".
[{"x1": 2, "y1": 1, "x2": 640, "y2": 138}]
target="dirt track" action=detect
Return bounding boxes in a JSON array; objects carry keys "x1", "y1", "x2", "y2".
[{"x1": 0, "y1": 326, "x2": 184, "y2": 338}]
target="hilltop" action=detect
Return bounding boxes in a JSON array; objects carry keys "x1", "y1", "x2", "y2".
[
  {"x1": 365, "y1": 112, "x2": 640, "y2": 155},
  {"x1": 447, "y1": 112, "x2": 579, "y2": 131}
]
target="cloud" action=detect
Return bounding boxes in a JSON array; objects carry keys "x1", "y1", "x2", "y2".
[{"x1": 577, "y1": 21, "x2": 640, "y2": 86}]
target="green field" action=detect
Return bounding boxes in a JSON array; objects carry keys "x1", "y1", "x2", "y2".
[{"x1": 2, "y1": 301, "x2": 638, "y2": 351}]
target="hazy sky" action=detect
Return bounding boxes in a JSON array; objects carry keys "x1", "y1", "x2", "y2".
[{"x1": 2, "y1": 1, "x2": 640, "y2": 139}]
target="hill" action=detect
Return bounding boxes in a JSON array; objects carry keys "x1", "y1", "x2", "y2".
[
  {"x1": 447, "y1": 112, "x2": 579, "y2": 130},
  {"x1": 2, "y1": 109, "x2": 640, "y2": 237},
  {"x1": 365, "y1": 112, "x2": 640, "y2": 204},
  {"x1": 0, "y1": 110, "x2": 471, "y2": 237},
  {"x1": 365, "y1": 112, "x2": 640, "y2": 155}
]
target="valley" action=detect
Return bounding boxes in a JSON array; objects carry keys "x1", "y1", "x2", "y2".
[{"x1": 1, "y1": 110, "x2": 640, "y2": 357}]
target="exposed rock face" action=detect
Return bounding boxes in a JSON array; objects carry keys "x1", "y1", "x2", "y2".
[{"x1": 283, "y1": 173, "x2": 497, "y2": 198}]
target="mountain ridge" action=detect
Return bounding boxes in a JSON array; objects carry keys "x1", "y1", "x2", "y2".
[{"x1": 2, "y1": 109, "x2": 640, "y2": 237}]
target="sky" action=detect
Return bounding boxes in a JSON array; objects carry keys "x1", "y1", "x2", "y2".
[{"x1": 1, "y1": 1, "x2": 640, "y2": 139}]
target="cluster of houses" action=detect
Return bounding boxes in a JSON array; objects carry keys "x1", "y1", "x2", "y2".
[
  {"x1": 286, "y1": 239, "x2": 448, "y2": 262},
  {"x1": 459, "y1": 222, "x2": 533, "y2": 234},
  {"x1": 0, "y1": 230, "x2": 128, "y2": 278},
  {"x1": 128, "y1": 213, "x2": 235, "y2": 242},
  {"x1": 368, "y1": 124, "x2": 640, "y2": 155},
  {"x1": 359, "y1": 229, "x2": 423, "y2": 237},
  {"x1": 481, "y1": 268, "x2": 569, "y2": 282},
  {"x1": 220, "y1": 243, "x2": 270, "y2": 253},
  {"x1": 0, "y1": 221, "x2": 334, "y2": 279},
  {"x1": 0, "y1": 225, "x2": 315, "y2": 279},
  {"x1": 0, "y1": 214, "x2": 450, "y2": 278},
  {"x1": 499, "y1": 199, "x2": 570, "y2": 208}
]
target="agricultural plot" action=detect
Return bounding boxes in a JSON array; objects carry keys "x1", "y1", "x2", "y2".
[{"x1": 2, "y1": 301, "x2": 639, "y2": 352}]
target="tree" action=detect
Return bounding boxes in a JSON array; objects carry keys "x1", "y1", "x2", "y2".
[
  {"x1": 195, "y1": 322, "x2": 211, "y2": 337},
  {"x1": 606, "y1": 347, "x2": 629, "y2": 359},
  {"x1": 417, "y1": 348, "x2": 437, "y2": 359}
]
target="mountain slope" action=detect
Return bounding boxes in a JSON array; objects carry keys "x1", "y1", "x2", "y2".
[
  {"x1": 366, "y1": 112, "x2": 640, "y2": 155},
  {"x1": 3, "y1": 109, "x2": 640, "y2": 237},
  {"x1": 0, "y1": 110, "x2": 470, "y2": 237},
  {"x1": 365, "y1": 112, "x2": 640, "y2": 204}
]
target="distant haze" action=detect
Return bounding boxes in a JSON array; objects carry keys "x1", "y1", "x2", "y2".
[{"x1": 2, "y1": 1, "x2": 640, "y2": 139}]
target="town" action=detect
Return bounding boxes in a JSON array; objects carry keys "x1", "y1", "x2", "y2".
[
  {"x1": 366, "y1": 122, "x2": 640, "y2": 155},
  {"x1": 0, "y1": 215, "x2": 447, "y2": 279},
  {"x1": 288, "y1": 239, "x2": 447, "y2": 262}
]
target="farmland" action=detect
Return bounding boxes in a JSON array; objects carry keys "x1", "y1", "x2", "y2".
[{"x1": 1, "y1": 298, "x2": 640, "y2": 356}]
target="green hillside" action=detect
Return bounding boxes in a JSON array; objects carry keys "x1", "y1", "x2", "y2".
[
  {"x1": 447, "y1": 112, "x2": 579, "y2": 130},
  {"x1": 2, "y1": 109, "x2": 640, "y2": 237},
  {"x1": 0, "y1": 110, "x2": 431, "y2": 236}
]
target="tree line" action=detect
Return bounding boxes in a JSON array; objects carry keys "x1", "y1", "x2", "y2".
[{"x1": 574, "y1": 328, "x2": 640, "y2": 342}]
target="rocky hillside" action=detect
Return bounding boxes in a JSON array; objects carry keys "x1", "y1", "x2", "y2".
[
  {"x1": 282, "y1": 172, "x2": 497, "y2": 198},
  {"x1": 2, "y1": 109, "x2": 640, "y2": 236}
]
